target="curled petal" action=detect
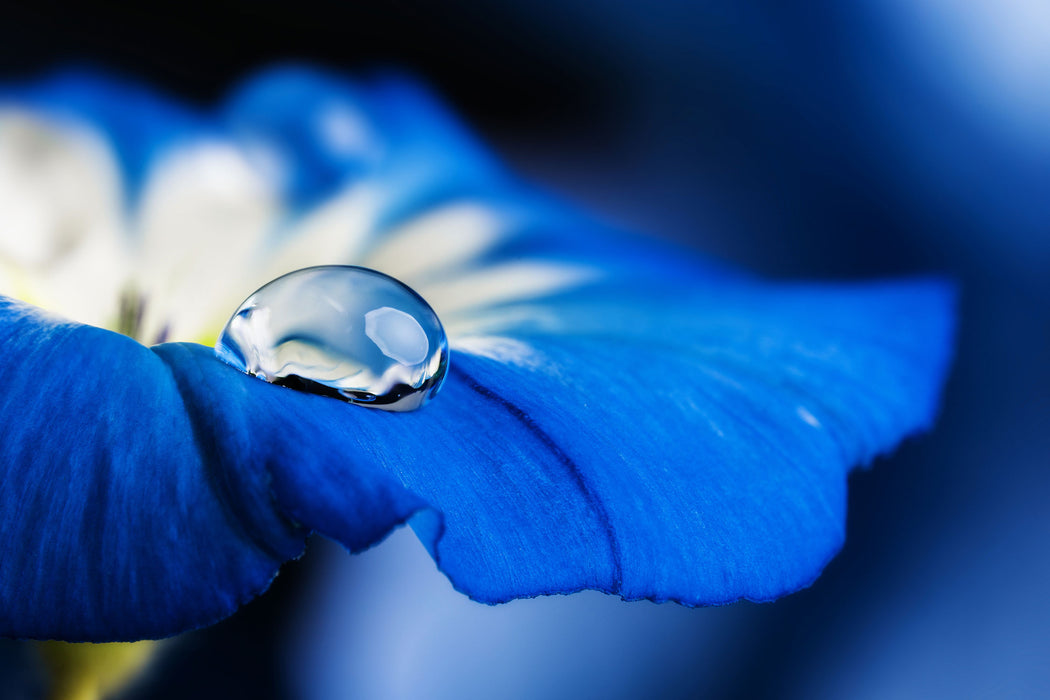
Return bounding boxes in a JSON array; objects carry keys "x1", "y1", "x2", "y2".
[{"x1": 0, "y1": 298, "x2": 304, "y2": 641}]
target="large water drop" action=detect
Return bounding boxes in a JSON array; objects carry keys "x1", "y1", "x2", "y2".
[{"x1": 215, "y1": 266, "x2": 448, "y2": 411}]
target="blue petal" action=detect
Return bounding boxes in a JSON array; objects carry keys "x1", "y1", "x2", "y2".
[
  {"x1": 217, "y1": 66, "x2": 752, "y2": 288},
  {"x1": 0, "y1": 269, "x2": 953, "y2": 641},
  {"x1": 157, "y1": 275, "x2": 953, "y2": 608},
  {"x1": 0, "y1": 298, "x2": 307, "y2": 641},
  {"x1": 221, "y1": 65, "x2": 502, "y2": 212}
]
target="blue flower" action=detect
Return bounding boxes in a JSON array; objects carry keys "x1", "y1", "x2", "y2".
[{"x1": 0, "y1": 66, "x2": 955, "y2": 642}]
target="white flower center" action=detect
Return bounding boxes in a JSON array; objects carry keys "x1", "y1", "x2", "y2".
[
  {"x1": 0, "y1": 109, "x2": 598, "y2": 348},
  {"x1": 0, "y1": 111, "x2": 129, "y2": 329}
]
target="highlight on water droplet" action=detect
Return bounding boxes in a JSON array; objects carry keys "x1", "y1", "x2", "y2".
[{"x1": 215, "y1": 266, "x2": 449, "y2": 411}]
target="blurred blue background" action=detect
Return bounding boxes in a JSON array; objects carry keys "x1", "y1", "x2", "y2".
[{"x1": 0, "y1": 1, "x2": 1046, "y2": 697}]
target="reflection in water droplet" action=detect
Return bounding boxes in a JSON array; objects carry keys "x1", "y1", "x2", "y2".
[{"x1": 215, "y1": 266, "x2": 448, "y2": 411}]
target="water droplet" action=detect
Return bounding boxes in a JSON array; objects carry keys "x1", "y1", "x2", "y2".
[{"x1": 215, "y1": 266, "x2": 448, "y2": 411}]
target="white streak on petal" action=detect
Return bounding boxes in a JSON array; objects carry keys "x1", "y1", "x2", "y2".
[
  {"x1": 797, "y1": 405, "x2": 822, "y2": 428},
  {"x1": 362, "y1": 203, "x2": 505, "y2": 283},
  {"x1": 317, "y1": 101, "x2": 383, "y2": 162},
  {"x1": 0, "y1": 111, "x2": 129, "y2": 328},
  {"x1": 452, "y1": 336, "x2": 547, "y2": 371},
  {"x1": 252, "y1": 184, "x2": 379, "y2": 287},
  {"x1": 416, "y1": 261, "x2": 599, "y2": 319},
  {"x1": 134, "y1": 141, "x2": 282, "y2": 343},
  {"x1": 441, "y1": 303, "x2": 567, "y2": 338}
]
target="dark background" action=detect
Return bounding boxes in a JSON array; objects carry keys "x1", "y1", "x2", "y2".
[{"x1": 0, "y1": 1, "x2": 1047, "y2": 698}]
